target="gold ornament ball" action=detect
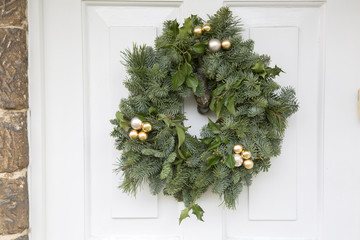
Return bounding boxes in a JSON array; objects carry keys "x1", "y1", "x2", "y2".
[
  {"x1": 193, "y1": 26, "x2": 203, "y2": 36},
  {"x1": 142, "y1": 122, "x2": 152, "y2": 132},
  {"x1": 243, "y1": 159, "x2": 254, "y2": 169},
  {"x1": 233, "y1": 153, "x2": 243, "y2": 167},
  {"x1": 202, "y1": 23, "x2": 211, "y2": 32},
  {"x1": 233, "y1": 144, "x2": 243, "y2": 154},
  {"x1": 129, "y1": 129, "x2": 138, "y2": 140},
  {"x1": 208, "y1": 39, "x2": 221, "y2": 52},
  {"x1": 131, "y1": 117, "x2": 143, "y2": 130},
  {"x1": 138, "y1": 131, "x2": 148, "y2": 141},
  {"x1": 221, "y1": 39, "x2": 232, "y2": 50},
  {"x1": 242, "y1": 150, "x2": 252, "y2": 159}
]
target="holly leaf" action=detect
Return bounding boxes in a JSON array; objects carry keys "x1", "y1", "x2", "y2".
[
  {"x1": 170, "y1": 20, "x2": 179, "y2": 36},
  {"x1": 266, "y1": 65, "x2": 284, "y2": 77},
  {"x1": 225, "y1": 94, "x2": 236, "y2": 116},
  {"x1": 172, "y1": 70, "x2": 186, "y2": 89},
  {"x1": 160, "y1": 44, "x2": 174, "y2": 49},
  {"x1": 148, "y1": 106, "x2": 157, "y2": 114},
  {"x1": 175, "y1": 125, "x2": 186, "y2": 149},
  {"x1": 179, "y1": 207, "x2": 190, "y2": 224},
  {"x1": 201, "y1": 137, "x2": 213, "y2": 145},
  {"x1": 212, "y1": 84, "x2": 226, "y2": 96},
  {"x1": 158, "y1": 113, "x2": 171, "y2": 127},
  {"x1": 182, "y1": 62, "x2": 193, "y2": 77},
  {"x1": 115, "y1": 111, "x2": 124, "y2": 121},
  {"x1": 207, "y1": 155, "x2": 220, "y2": 170},
  {"x1": 207, "y1": 118, "x2": 221, "y2": 134},
  {"x1": 215, "y1": 98, "x2": 225, "y2": 119},
  {"x1": 225, "y1": 154, "x2": 235, "y2": 169},
  {"x1": 208, "y1": 141, "x2": 221, "y2": 150},
  {"x1": 252, "y1": 61, "x2": 265, "y2": 73},
  {"x1": 179, "y1": 17, "x2": 193, "y2": 38},
  {"x1": 192, "y1": 204, "x2": 204, "y2": 221},
  {"x1": 192, "y1": 42, "x2": 207, "y2": 53},
  {"x1": 186, "y1": 75, "x2": 199, "y2": 93}
]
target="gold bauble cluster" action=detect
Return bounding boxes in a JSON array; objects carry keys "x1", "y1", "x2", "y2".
[
  {"x1": 128, "y1": 117, "x2": 152, "y2": 141},
  {"x1": 193, "y1": 23, "x2": 211, "y2": 36},
  {"x1": 208, "y1": 38, "x2": 232, "y2": 52},
  {"x1": 232, "y1": 144, "x2": 254, "y2": 169}
]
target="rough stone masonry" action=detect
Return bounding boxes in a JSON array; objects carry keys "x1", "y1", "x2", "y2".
[{"x1": 0, "y1": 0, "x2": 29, "y2": 240}]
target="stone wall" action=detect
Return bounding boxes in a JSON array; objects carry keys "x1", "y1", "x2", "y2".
[{"x1": 0, "y1": 0, "x2": 29, "y2": 239}]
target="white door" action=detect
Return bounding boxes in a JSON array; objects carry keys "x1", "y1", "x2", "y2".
[{"x1": 28, "y1": 0, "x2": 360, "y2": 240}]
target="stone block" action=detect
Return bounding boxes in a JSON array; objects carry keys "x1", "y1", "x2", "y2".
[
  {"x1": 0, "y1": 173, "x2": 29, "y2": 235},
  {"x1": 0, "y1": 28, "x2": 28, "y2": 110},
  {"x1": 0, "y1": 0, "x2": 27, "y2": 28},
  {"x1": 0, "y1": 111, "x2": 28, "y2": 173}
]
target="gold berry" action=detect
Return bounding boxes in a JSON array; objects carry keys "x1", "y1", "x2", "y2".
[
  {"x1": 242, "y1": 151, "x2": 251, "y2": 160},
  {"x1": 221, "y1": 39, "x2": 231, "y2": 50},
  {"x1": 193, "y1": 26, "x2": 203, "y2": 36},
  {"x1": 233, "y1": 144, "x2": 243, "y2": 154},
  {"x1": 129, "y1": 129, "x2": 138, "y2": 140},
  {"x1": 138, "y1": 131, "x2": 148, "y2": 141},
  {"x1": 202, "y1": 23, "x2": 211, "y2": 32},
  {"x1": 243, "y1": 159, "x2": 254, "y2": 169},
  {"x1": 142, "y1": 122, "x2": 152, "y2": 132}
]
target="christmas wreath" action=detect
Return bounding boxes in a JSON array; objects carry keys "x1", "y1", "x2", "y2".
[{"x1": 111, "y1": 7, "x2": 298, "y2": 223}]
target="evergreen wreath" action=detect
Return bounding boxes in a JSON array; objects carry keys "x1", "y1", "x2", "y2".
[{"x1": 111, "y1": 7, "x2": 299, "y2": 223}]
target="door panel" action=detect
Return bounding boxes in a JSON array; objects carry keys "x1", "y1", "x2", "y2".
[
  {"x1": 84, "y1": 2, "x2": 323, "y2": 240},
  {"x1": 84, "y1": 3, "x2": 183, "y2": 239}
]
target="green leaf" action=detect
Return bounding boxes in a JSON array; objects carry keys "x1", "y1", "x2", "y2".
[
  {"x1": 225, "y1": 94, "x2": 236, "y2": 116},
  {"x1": 201, "y1": 137, "x2": 213, "y2": 145},
  {"x1": 141, "y1": 149, "x2": 165, "y2": 158},
  {"x1": 192, "y1": 204, "x2": 204, "y2": 221},
  {"x1": 160, "y1": 162, "x2": 171, "y2": 179},
  {"x1": 215, "y1": 98, "x2": 224, "y2": 119},
  {"x1": 170, "y1": 20, "x2": 179, "y2": 36},
  {"x1": 148, "y1": 106, "x2": 157, "y2": 114},
  {"x1": 260, "y1": 72, "x2": 267, "y2": 78},
  {"x1": 186, "y1": 75, "x2": 199, "y2": 93},
  {"x1": 158, "y1": 113, "x2": 171, "y2": 127},
  {"x1": 225, "y1": 154, "x2": 235, "y2": 169},
  {"x1": 209, "y1": 98, "x2": 216, "y2": 112},
  {"x1": 177, "y1": 149, "x2": 186, "y2": 160},
  {"x1": 179, "y1": 207, "x2": 190, "y2": 224},
  {"x1": 167, "y1": 152, "x2": 177, "y2": 163},
  {"x1": 115, "y1": 111, "x2": 124, "y2": 121},
  {"x1": 192, "y1": 42, "x2": 207, "y2": 53},
  {"x1": 175, "y1": 125, "x2": 186, "y2": 149},
  {"x1": 120, "y1": 122, "x2": 130, "y2": 132},
  {"x1": 186, "y1": 52, "x2": 191, "y2": 62},
  {"x1": 171, "y1": 70, "x2": 186, "y2": 89},
  {"x1": 160, "y1": 44, "x2": 174, "y2": 49},
  {"x1": 252, "y1": 61, "x2": 265, "y2": 73},
  {"x1": 179, "y1": 17, "x2": 193, "y2": 38},
  {"x1": 212, "y1": 84, "x2": 226, "y2": 96},
  {"x1": 207, "y1": 118, "x2": 221, "y2": 134},
  {"x1": 208, "y1": 141, "x2": 221, "y2": 150},
  {"x1": 207, "y1": 155, "x2": 220, "y2": 170},
  {"x1": 182, "y1": 62, "x2": 193, "y2": 77},
  {"x1": 136, "y1": 114, "x2": 147, "y2": 122}
]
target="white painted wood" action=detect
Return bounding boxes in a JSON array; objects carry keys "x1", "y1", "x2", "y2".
[
  {"x1": 28, "y1": 0, "x2": 46, "y2": 239},
  {"x1": 225, "y1": 6, "x2": 321, "y2": 239},
  {"x1": 248, "y1": 27, "x2": 298, "y2": 221},
  {"x1": 41, "y1": 0, "x2": 85, "y2": 240},
  {"x1": 83, "y1": 3, "x2": 183, "y2": 239},
  {"x1": 28, "y1": 0, "x2": 360, "y2": 240},
  {"x1": 322, "y1": 1, "x2": 360, "y2": 240}
]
